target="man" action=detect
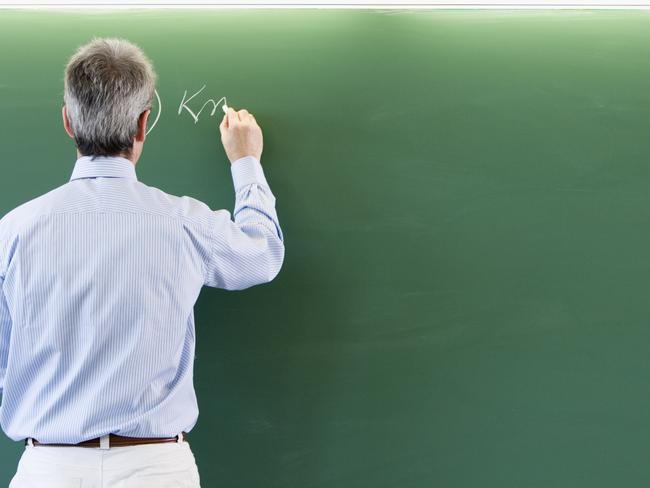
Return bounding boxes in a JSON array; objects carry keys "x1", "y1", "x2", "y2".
[{"x1": 0, "y1": 37, "x2": 284, "y2": 486}]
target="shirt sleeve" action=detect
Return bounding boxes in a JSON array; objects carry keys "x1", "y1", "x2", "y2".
[
  {"x1": 0, "y1": 224, "x2": 12, "y2": 397},
  {"x1": 203, "y1": 156, "x2": 285, "y2": 290},
  {"x1": 0, "y1": 276, "x2": 10, "y2": 397}
]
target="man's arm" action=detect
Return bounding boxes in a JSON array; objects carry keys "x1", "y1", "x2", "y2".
[
  {"x1": 0, "y1": 221, "x2": 12, "y2": 399},
  {"x1": 202, "y1": 106, "x2": 284, "y2": 290},
  {"x1": 204, "y1": 155, "x2": 284, "y2": 290},
  {"x1": 0, "y1": 276, "x2": 9, "y2": 397}
]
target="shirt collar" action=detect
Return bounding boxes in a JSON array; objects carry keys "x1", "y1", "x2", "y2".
[{"x1": 69, "y1": 155, "x2": 138, "y2": 182}]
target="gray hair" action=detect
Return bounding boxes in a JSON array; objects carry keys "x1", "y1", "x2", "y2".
[{"x1": 63, "y1": 37, "x2": 157, "y2": 157}]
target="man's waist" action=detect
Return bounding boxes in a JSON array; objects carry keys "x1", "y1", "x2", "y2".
[{"x1": 25, "y1": 431, "x2": 188, "y2": 449}]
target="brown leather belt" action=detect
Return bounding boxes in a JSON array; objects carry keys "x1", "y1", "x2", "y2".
[{"x1": 25, "y1": 431, "x2": 188, "y2": 448}]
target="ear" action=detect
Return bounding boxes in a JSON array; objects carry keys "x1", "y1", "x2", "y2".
[
  {"x1": 135, "y1": 109, "x2": 151, "y2": 143},
  {"x1": 62, "y1": 105, "x2": 74, "y2": 139}
]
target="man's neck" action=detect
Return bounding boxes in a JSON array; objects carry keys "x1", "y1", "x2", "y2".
[{"x1": 76, "y1": 150, "x2": 136, "y2": 166}]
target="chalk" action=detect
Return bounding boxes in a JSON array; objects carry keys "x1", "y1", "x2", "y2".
[{"x1": 222, "y1": 103, "x2": 229, "y2": 114}]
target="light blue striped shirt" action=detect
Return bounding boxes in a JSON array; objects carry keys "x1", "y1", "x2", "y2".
[{"x1": 0, "y1": 154, "x2": 284, "y2": 443}]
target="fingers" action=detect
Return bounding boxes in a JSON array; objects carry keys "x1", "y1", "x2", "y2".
[
  {"x1": 223, "y1": 106, "x2": 257, "y2": 131},
  {"x1": 226, "y1": 107, "x2": 239, "y2": 127},
  {"x1": 237, "y1": 109, "x2": 257, "y2": 126}
]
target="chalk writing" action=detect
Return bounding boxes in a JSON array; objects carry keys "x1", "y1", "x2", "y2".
[
  {"x1": 178, "y1": 85, "x2": 227, "y2": 124},
  {"x1": 145, "y1": 86, "x2": 228, "y2": 135}
]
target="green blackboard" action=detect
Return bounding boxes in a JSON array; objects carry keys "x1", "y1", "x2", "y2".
[{"x1": 2, "y1": 8, "x2": 650, "y2": 487}]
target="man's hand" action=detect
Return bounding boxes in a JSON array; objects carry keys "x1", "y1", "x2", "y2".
[{"x1": 219, "y1": 107, "x2": 264, "y2": 164}]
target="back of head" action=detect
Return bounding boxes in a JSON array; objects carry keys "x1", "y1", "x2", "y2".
[{"x1": 63, "y1": 37, "x2": 157, "y2": 158}]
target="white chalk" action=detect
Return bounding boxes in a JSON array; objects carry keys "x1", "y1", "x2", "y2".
[{"x1": 222, "y1": 103, "x2": 229, "y2": 114}]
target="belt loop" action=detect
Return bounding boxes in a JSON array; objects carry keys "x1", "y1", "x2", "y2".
[
  {"x1": 99, "y1": 434, "x2": 110, "y2": 450},
  {"x1": 177, "y1": 432, "x2": 184, "y2": 443},
  {"x1": 26, "y1": 438, "x2": 34, "y2": 447}
]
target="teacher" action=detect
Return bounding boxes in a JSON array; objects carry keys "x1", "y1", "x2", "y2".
[{"x1": 0, "y1": 37, "x2": 284, "y2": 487}]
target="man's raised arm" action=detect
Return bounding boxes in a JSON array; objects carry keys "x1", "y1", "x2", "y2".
[{"x1": 202, "y1": 107, "x2": 284, "y2": 290}]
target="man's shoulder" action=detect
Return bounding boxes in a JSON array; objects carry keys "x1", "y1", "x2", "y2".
[
  {"x1": 0, "y1": 184, "x2": 68, "y2": 237},
  {"x1": 135, "y1": 182, "x2": 218, "y2": 227},
  {"x1": 0, "y1": 184, "x2": 69, "y2": 273}
]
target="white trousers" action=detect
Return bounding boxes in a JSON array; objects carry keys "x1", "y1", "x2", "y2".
[{"x1": 9, "y1": 435, "x2": 201, "y2": 488}]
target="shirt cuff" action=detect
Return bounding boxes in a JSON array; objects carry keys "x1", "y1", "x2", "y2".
[{"x1": 230, "y1": 156, "x2": 270, "y2": 192}]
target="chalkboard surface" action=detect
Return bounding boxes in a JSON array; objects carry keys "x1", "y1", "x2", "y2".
[{"x1": 2, "y1": 8, "x2": 650, "y2": 488}]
